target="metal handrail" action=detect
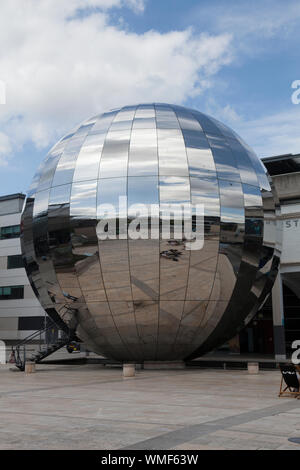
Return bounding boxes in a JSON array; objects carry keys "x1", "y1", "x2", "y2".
[
  {"x1": 12, "y1": 302, "x2": 79, "y2": 370},
  {"x1": 14, "y1": 319, "x2": 59, "y2": 348},
  {"x1": 14, "y1": 303, "x2": 76, "y2": 349},
  {"x1": 14, "y1": 326, "x2": 73, "y2": 370}
]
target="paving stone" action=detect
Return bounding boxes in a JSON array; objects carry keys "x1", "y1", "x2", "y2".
[{"x1": 0, "y1": 365, "x2": 298, "y2": 450}]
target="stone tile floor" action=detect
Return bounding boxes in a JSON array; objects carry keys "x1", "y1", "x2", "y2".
[{"x1": 0, "y1": 364, "x2": 299, "y2": 450}]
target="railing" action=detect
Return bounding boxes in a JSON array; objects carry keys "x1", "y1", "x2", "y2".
[{"x1": 12, "y1": 303, "x2": 79, "y2": 371}]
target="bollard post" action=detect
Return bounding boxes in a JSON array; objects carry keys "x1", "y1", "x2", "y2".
[
  {"x1": 25, "y1": 362, "x2": 36, "y2": 374},
  {"x1": 123, "y1": 363, "x2": 135, "y2": 378},
  {"x1": 248, "y1": 362, "x2": 259, "y2": 374}
]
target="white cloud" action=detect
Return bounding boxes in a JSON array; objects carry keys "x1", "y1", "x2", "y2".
[
  {"x1": 216, "y1": 1, "x2": 300, "y2": 38},
  {"x1": 124, "y1": 0, "x2": 145, "y2": 14},
  {"x1": 186, "y1": 0, "x2": 300, "y2": 59},
  {"x1": 0, "y1": 0, "x2": 232, "y2": 161},
  {"x1": 181, "y1": 0, "x2": 300, "y2": 159},
  {"x1": 188, "y1": 0, "x2": 300, "y2": 39},
  {"x1": 203, "y1": 99, "x2": 300, "y2": 158},
  {"x1": 204, "y1": 98, "x2": 242, "y2": 124},
  {"x1": 0, "y1": 132, "x2": 12, "y2": 166},
  {"x1": 236, "y1": 107, "x2": 300, "y2": 157}
]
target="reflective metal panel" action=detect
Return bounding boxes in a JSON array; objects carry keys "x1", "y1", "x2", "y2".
[
  {"x1": 132, "y1": 105, "x2": 156, "y2": 129},
  {"x1": 208, "y1": 115, "x2": 240, "y2": 140},
  {"x1": 192, "y1": 111, "x2": 222, "y2": 135},
  {"x1": 82, "y1": 301, "x2": 131, "y2": 359},
  {"x1": 159, "y1": 176, "x2": 190, "y2": 309},
  {"x1": 52, "y1": 129, "x2": 92, "y2": 187},
  {"x1": 70, "y1": 180, "x2": 97, "y2": 218},
  {"x1": 27, "y1": 164, "x2": 45, "y2": 197},
  {"x1": 90, "y1": 112, "x2": 116, "y2": 134},
  {"x1": 157, "y1": 128, "x2": 189, "y2": 176},
  {"x1": 235, "y1": 135, "x2": 271, "y2": 191},
  {"x1": 210, "y1": 180, "x2": 245, "y2": 301},
  {"x1": 185, "y1": 177, "x2": 220, "y2": 301},
  {"x1": 219, "y1": 179, "x2": 245, "y2": 226},
  {"x1": 207, "y1": 134, "x2": 241, "y2": 182},
  {"x1": 128, "y1": 128, "x2": 158, "y2": 176},
  {"x1": 182, "y1": 129, "x2": 216, "y2": 178},
  {"x1": 128, "y1": 176, "x2": 159, "y2": 302},
  {"x1": 97, "y1": 177, "x2": 127, "y2": 217},
  {"x1": 21, "y1": 195, "x2": 53, "y2": 309},
  {"x1": 190, "y1": 176, "x2": 220, "y2": 219},
  {"x1": 173, "y1": 300, "x2": 209, "y2": 358},
  {"x1": 226, "y1": 138, "x2": 259, "y2": 187},
  {"x1": 108, "y1": 301, "x2": 143, "y2": 358},
  {"x1": 37, "y1": 146, "x2": 65, "y2": 192},
  {"x1": 156, "y1": 300, "x2": 184, "y2": 359},
  {"x1": 32, "y1": 189, "x2": 65, "y2": 310},
  {"x1": 73, "y1": 133, "x2": 106, "y2": 182},
  {"x1": 99, "y1": 129, "x2": 131, "y2": 179},
  {"x1": 155, "y1": 104, "x2": 180, "y2": 129},
  {"x1": 242, "y1": 183, "x2": 264, "y2": 268},
  {"x1": 134, "y1": 300, "x2": 159, "y2": 358},
  {"x1": 248, "y1": 149, "x2": 272, "y2": 191},
  {"x1": 99, "y1": 239, "x2": 132, "y2": 301},
  {"x1": 175, "y1": 108, "x2": 205, "y2": 131},
  {"x1": 49, "y1": 184, "x2": 71, "y2": 207},
  {"x1": 33, "y1": 189, "x2": 50, "y2": 218},
  {"x1": 97, "y1": 170, "x2": 131, "y2": 302}
]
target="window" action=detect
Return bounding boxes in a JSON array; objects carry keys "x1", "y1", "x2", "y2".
[
  {"x1": 0, "y1": 225, "x2": 20, "y2": 240},
  {"x1": 7, "y1": 255, "x2": 24, "y2": 269},
  {"x1": 0, "y1": 285, "x2": 24, "y2": 300},
  {"x1": 18, "y1": 316, "x2": 45, "y2": 331}
]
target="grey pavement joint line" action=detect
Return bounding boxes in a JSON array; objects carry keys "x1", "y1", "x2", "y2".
[
  {"x1": 0, "y1": 371, "x2": 173, "y2": 397},
  {"x1": 0, "y1": 409, "x2": 184, "y2": 428},
  {"x1": 122, "y1": 400, "x2": 299, "y2": 450}
]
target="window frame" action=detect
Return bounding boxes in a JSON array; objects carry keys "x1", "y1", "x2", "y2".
[
  {"x1": 0, "y1": 285, "x2": 24, "y2": 300},
  {"x1": 0, "y1": 225, "x2": 21, "y2": 240},
  {"x1": 7, "y1": 255, "x2": 24, "y2": 269}
]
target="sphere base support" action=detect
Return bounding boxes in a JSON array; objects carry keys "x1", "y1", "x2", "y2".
[{"x1": 123, "y1": 363, "x2": 136, "y2": 378}]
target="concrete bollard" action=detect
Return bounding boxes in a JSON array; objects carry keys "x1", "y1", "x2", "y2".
[
  {"x1": 248, "y1": 362, "x2": 259, "y2": 374},
  {"x1": 123, "y1": 363, "x2": 135, "y2": 378},
  {"x1": 25, "y1": 362, "x2": 36, "y2": 374}
]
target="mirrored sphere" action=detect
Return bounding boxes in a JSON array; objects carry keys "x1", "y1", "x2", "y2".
[{"x1": 21, "y1": 103, "x2": 281, "y2": 361}]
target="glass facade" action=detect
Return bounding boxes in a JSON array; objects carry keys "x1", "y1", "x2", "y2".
[
  {"x1": 0, "y1": 285, "x2": 24, "y2": 300},
  {"x1": 7, "y1": 255, "x2": 24, "y2": 269},
  {"x1": 0, "y1": 225, "x2": 20, "y2": 240}
]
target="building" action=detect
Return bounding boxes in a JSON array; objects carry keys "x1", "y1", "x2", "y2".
[
  {"x1": 263, "y1": 153, "x2": 300, "y2": 361},
  {"x1": 0, "y1": 193, "x2": 46, "y2": 344},
  {"x1": 235, "y1": 154, "x2": 300, "y2": 360},
  {"x1": 0, "y1": 153, "x2": 299, "y2": 360},
  {"x1": 20, "y1": 104, "x2": 279, "y2": 362}
]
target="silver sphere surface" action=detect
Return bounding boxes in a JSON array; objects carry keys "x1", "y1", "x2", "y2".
[{"x1": 21, "y1": 103, "x2": 280, "y2": 361}]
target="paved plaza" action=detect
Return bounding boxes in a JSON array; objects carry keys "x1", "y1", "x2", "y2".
[{"x1": 0, "y1": 364, "x2": 300, "y2": 450}]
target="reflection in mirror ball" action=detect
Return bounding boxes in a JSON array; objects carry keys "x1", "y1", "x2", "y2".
[{"x1": 21, "y1": 104, "x2": 281, "y2": 362}]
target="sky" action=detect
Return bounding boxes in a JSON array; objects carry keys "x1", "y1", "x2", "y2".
[{"x1": 0, "y1": 0, "x2": 299, "y2": 196}]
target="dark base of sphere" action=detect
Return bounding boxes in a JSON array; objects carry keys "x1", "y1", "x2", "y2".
[{"x1": 71, "y1": 254, "x2": 281, "y2": 362}]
